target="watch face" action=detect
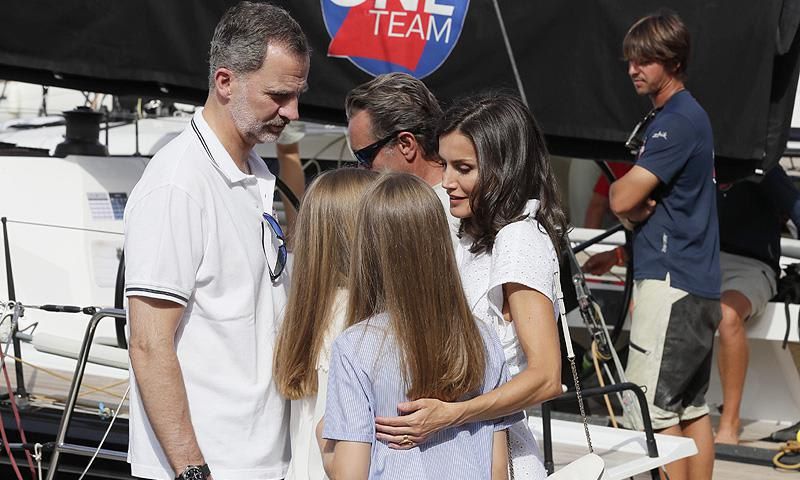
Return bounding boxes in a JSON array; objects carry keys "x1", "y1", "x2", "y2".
[{"x1": 182, "y1": 466, "x2": 206, "y2": 480}]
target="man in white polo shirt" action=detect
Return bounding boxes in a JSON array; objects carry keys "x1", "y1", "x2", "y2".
[{"x1": 123, "y1": 3, "x2": 309, "y2": 479}]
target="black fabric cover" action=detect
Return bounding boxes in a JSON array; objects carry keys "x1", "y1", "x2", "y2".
[{"x1": 1, "y1": 1, "x2": 798, "y2": 179}]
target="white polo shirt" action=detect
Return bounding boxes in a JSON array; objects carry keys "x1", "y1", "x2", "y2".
[{"x1": 124, "y1": 109, "x2": 290, "y2": 480}]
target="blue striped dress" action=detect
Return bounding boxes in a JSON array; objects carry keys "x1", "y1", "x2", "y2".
[{"x1": 323, "y1": 313, "x2": 521, "y2": 479}]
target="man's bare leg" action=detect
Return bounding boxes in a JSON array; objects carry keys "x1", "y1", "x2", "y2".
[
  {"x1": 682, "y1": 414, "x2": 715, "y2": 480},
  {"x1": 716, "y1": 290, "x2": 752, "y2": 444},
  {"x1": 657, "y1": 424, "x2": 688, "y2": 480}
]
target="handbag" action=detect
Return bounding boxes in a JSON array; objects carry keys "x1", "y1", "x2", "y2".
[{"x1": 507, "y1": 265, "x2": 604, "y2": 480}]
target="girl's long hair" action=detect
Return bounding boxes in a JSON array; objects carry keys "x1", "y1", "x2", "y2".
[
  {"x1": 346, "y1": 173, "x2": 485, "y2": 401},
  {"x1": 274, "y1": 168, "x2": 378, "y2": 399},
  {"x1": 439, "y1": 92, "x2": 568, "y2": 255}
]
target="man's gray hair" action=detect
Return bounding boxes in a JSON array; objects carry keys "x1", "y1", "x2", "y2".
[
  {"x1": 346, "y1": 73, "x2": 442, "y2": 160},
  {"x1": 208, "y1": 1, "x2": 309, "y2": 89}
]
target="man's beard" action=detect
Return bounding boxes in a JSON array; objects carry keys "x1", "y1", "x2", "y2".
[{"x1": 229, "y1": 90, "x2": 286, "y2": 144}]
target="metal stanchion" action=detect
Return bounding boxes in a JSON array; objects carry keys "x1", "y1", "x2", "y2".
[{"x1": 45, "y1": 309, "x2": 128, "y2": 480}]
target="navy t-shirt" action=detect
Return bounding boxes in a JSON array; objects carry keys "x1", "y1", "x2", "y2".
[
  {"x1": 633, "y1": 90, "x2": 721, "y2": 299},
  {"x1": 718, "y1": 166, "x2": 800, "y2": 274}
]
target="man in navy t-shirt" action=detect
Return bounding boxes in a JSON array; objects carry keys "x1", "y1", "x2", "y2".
[{"x1": 609, "y1": 12, "x2": 721, "y2": 480}]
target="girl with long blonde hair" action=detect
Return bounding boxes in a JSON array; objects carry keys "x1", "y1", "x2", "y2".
[
  {"x1": 319, "y1": 173, "x2": 518, "y2": 480},
  {"x1": 274, "y1": 167, "x2": 377, "y2": 480}
]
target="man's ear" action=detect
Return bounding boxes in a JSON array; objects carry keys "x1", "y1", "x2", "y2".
[
  {"x1": 213, "y1": 67, "x2": 235, "y2": 100},
  {"x1": 667, "y1": 61, "x2": 681, "y2": 76},
  {"x1": 396, "y1": 132, "x2": 419, "y2": 163}
]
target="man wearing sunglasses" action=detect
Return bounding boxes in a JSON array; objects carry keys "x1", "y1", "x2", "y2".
[
  {"x1": 345, "y1": 73, "x2": 459, "y2": 242},
  {"x1": 123, "y1": 3, "x2": 306, "y2": 480}
]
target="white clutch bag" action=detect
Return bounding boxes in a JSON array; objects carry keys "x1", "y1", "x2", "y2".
[{"x1": 547, "y1": 453, "x2": 604, "y2": 480}]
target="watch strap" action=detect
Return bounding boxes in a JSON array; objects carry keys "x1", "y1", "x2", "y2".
[{"x1": 175, "y1": 463, "x2": 211, "y2": 480}]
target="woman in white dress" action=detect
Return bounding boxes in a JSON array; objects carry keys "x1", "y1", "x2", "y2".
[
  {"x1": 274, "y1": 168, "x2": 377, "y2": 480},
  {"x1": 375, "y1": 92, "x2": 567, "y2": 479}
]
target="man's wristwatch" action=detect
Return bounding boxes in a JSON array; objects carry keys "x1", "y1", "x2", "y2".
[{"x1": 175, "y1": 464, "x2": 211, "y2": 480}]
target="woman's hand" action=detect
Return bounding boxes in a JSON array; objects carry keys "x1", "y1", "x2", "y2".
[{"x1": 375, "y1": 398, "x2": 464, "y2": 449}]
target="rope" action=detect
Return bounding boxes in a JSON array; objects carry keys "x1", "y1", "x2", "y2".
[
  {"x1": 0, "y1": 344, "x2": 25, "y2": 480},
  {"x1": 774, "y1": 440, "x2": 800, "y2": 470},
  {"x1": 3, "y1": 354, "x2": 128, "y2": 400},
  {"x1": 0, "y1": 357, "x2": 36, "y2": 477},
  {"x1": 33, "y1": 443, "x2": 43, "y2": 480},
  {"x1": 0, "y1": 402, "x2": 24, "y2": 480},
  {"x1": 0, "y1": 306, "x2": 36, "y2": 478},
  {"x1": 591, "y1": 340, "x2": 618, "y2": 428},
  {"x1": 77, "y1": 384, "x2": 130, "y2": 480}
]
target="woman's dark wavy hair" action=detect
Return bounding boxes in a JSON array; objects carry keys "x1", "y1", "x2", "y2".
[{"x1": 440, "y1": 91, "x2": 568, "y2": 255}]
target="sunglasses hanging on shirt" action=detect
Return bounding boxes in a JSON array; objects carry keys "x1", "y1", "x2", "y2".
[
  {"x1": 262, "y1": 212, "x2": 287, "y2": 282},
  {"x1": 624, "y1": 107, "x2": 662, "y2": 156}
]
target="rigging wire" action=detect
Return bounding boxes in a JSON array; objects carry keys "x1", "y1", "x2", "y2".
[
  {"x1": 77, "y1": 384, "x2": 130, "y2": 480},
  {"x1": 4, "y1": 219, "x2": 123, "y2": 236},
  {"x1": 491, "y1": 0, "x2": 529, "y2": 107}
]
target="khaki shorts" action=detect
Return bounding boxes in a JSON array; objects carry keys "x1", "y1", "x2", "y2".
[
  {"x1": 720, "y1": 251, "x2": 777, "y2": 319},
  {"x1": 623, "y1": 274, "x2": 722, "y2": 430}
]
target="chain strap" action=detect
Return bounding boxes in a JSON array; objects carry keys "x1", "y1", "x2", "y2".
[
  {"x1": 507, "y1": 243, "x2": 595, "y2": 479},
  {"x1": 506, "y1": 428, "x2": 515, "y2": 480},
  {"x1": 555, "y1": 257, "x2": 594, "y2": 454},
  {"x1": 569, "y1": 356, "x2": 593, "y2": 453}
]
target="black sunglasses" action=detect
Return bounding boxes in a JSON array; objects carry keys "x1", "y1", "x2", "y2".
[
  {"x1": 352, "y1": 130, "x2": 414, "y2": 168},
  {"x1": 262, "y1": 212, "x2": 287, "y2": 282},
  {"x1": 625, "y1": 107, "x2": 662, "y2": 155}
]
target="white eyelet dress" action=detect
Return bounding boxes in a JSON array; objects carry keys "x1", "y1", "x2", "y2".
[{"x1": 457, "y1": 200, "x2": 558, "y2": 480}]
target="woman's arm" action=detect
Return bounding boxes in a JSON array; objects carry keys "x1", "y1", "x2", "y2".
[
  {"x1": 492, "y1": 429, "x2": 509, "y2": 480},
  {"x1": 375, "y1": 283, "x2": 562, "y2": 447}
]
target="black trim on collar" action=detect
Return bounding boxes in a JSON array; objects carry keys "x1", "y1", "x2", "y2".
[{"x1": 191, "y1": 117, "x2": 214, "y2": 163}]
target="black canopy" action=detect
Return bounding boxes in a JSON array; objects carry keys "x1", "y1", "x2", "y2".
[{"x1": 1, "y1": 1, "x2": 799, "y2": 180}]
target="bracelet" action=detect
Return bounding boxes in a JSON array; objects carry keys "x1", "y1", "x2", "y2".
[{"x1": 614, "y1": 246, "x2": 626, "y2": 266}]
